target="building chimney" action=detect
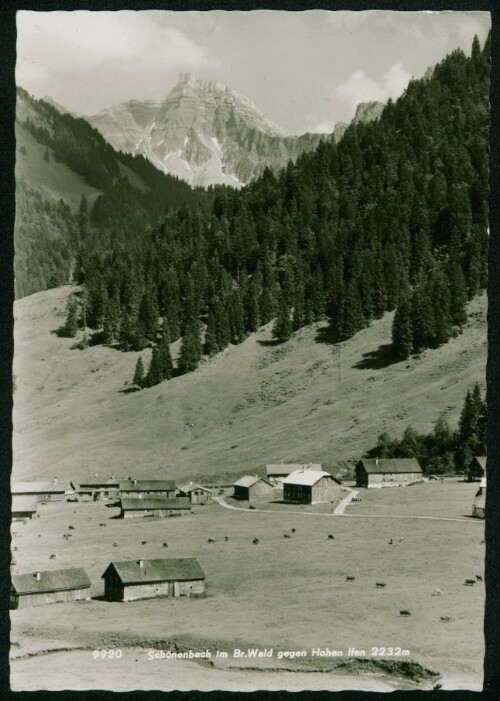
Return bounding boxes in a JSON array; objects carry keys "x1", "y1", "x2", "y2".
[
  {"x1": 139, "y1": 559, "x2": 144, "y2": 568},
  {"x1": 375, "y1": 458, "x2": 379, "y2": 466},
  {"x1": 35, "y1": 571, "x2": 41, "y2": 581},
  {"x1": 133, "y1": 479, "x2": 138, "y2": 486}
]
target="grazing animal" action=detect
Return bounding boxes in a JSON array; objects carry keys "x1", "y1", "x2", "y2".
[
  {"x1": 376, "y1": 582, "x2": 386, "y2": 588},
  {"x1": 440, "y1": 616, "x2": 453, "y2": 623},
  {"x1": 465, "y1": 579, "x2": 476, "y2": 586},
  {"x1": 284, "y1": 534, "x2": 291, "y2": 539},
  {"x1": 141, "y1": 541, "x2": 147, "y2": 545},
  {"x1": 400, "y1": 610, "x2": 411, "y2": 617},
  {"x1": 432, "y1": 588, "x2": 443, "y2": 596},
  {"x1": 68, "y1": 526, "x2": 75, "y2": 530},
  {"x1": 328, "y1": 534, "x2": 335, "y2": 540},
  {"x1": 113, "y1": 541, "x2": 118, "y2": 547},
  {"x1": 253, "y1": 538, "x2": 259, "y2": 545},
  {"x1": 224, "y1": 536, "x2": 229, "y2": 541},
  {"x1": 480, "y1": 539, "x2": 485, "y2": 544},
  {"x1": 291, "y1": 528, "x2": 296, "y2": 533},
  {"x1": 38, "y1": 534, "x2": 41, "y2": 538},
  {"x1": 208, "y1": 538, "x2": 215, "y2": 544},
  {"x1": 163, "y1": 542, "x2": 168, "y2": 548},
  {"x1": 50, "y1": 554, "x2": 56, "y2": 559},
  {"x1": 13, "y1": 546, "x2": 18, "y2": 551},
  {"x1": 346, "y1": 576, "x2": 355, "y2": 582},
  {"x1": 388, "y1": 539, "x2": 393, "y2": 544},
  {"x1": 476, "y1": 574, "x2": 483, "y2": 582},
  {"x1": 99, "y1": 523, "x2": 107, "y2": 527}
]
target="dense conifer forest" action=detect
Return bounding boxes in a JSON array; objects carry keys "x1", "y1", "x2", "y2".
[{"x1": 61, "y1": 36, "x2": 489, "y2": 385}]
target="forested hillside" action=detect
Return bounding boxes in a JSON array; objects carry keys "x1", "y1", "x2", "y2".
[
  {"x1": 15, "y1": 88, "x2": 211, "y2": 297},
  {"x1": 67, "y1": 36, "x2": 489, "y2": 382}
]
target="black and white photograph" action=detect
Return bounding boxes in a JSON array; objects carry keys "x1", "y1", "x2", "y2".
[{"x1": 7, "y1": 7, "x2": 494, "y2": 693}]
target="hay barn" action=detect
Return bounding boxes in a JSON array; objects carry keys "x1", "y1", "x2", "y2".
[
  {"x1": 11, "y1": 480, "x2": 65, "y2": 502},
  {"x1": 355, "y1": 458, "x2": 423, "y2": 488},
  {"x1": 467, "y1": 456, "x2": 486, "y2": 482},
  {"x1": 120, "y1": 496, "x2": 191, "y2": 518},
  {"x1": 102, "y1": 558, "x2": 205, "y2": 601},
  {"x1": 12, "y1": 495, "x2": 38, "y2": 521},
  {"x1": 266, "y1": 463, "x2": 322, "y2": 485},
  {"x1": 176, "y1": 482, "x2": 212, "y2": 505},
  {"x1": 232, "y1": 475, "x2": 274, "y2": 501},
  {"x1": 77, "y1": 478, "x2": 120, "y2": 500},
  {"x1": 10, "y1": 568, "x2": 91, "y2": 609},
  {"x1": 282, "y1": 469, "x2": 342, "y2": 504}
]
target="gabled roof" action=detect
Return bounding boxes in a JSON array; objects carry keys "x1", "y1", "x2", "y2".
[
  {"x1": 78, "y1": 479, "x2": 120, "y2": 489},
  {"x1": 102, "y1": 558, "x2": 205, "y2": 584},
  {"x1": 282, "y1": 470, "x2": 340, "y2": 487},
  {"x1": 266, "y1": 463, "x2": 322, "y2": 477},
  {"x1": 119, "y1": 480, "x2": 176, "y2": 492},
  {"x1": 358, "y1": 459, "x2": 422, "y2": 474},
  {"x1": 121, "y1": 497, "x2": 190, "y2": 511},
  {"x1": 12, "y1": 496, "x2": 38, "y2": 513},
  {"x1": 12, "y1": 568, "x2": 91, "y2": 595},
  {"x1": 177, "y1": 482, "x2": 212, "y2": 495},
  {"x1": 233, "y1": 475, "x2": 272, "y2": 488},
  {"x1": 470, "y1": 456, "x2": 487, "y2": 471},
  {"x1": 12, "y1": 481, "x2": 65, "y2": 494}
]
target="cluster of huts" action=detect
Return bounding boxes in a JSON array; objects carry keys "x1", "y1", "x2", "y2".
[{"x1": 10, "y1": 557, "x2": 206, "y2": 609}]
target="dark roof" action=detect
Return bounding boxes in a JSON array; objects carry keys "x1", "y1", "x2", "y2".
[
  {"x1": 78, "y1": 479, "x2": 120, "y2": 489},
  {"x1": 358, "y1": 459, "x2": 422, "y2": 474},
  {"x1": 120, "y1": 497, "x2": 190, "y2": 511},
  {"x1": 119, "y1": 480, "x2": 176, "y2": 492},
  {"x1": 177, "y1": 482, "x2": 212, "y2": 495},
  {"x1": 102, "y1": 558, "x2": 205, "y2": 584},
  {"x1": 233, "y1": 475, "x2": 272, "y2": 488},
  {"x1": 12, "y1": 481, "x2": 65, "y2": 494},
  {"x1": 12, "y1": 568, "x2": 91, "y2": 595},
  {"x1": 470, "y1": 456, "x2": 487, "y2": 471},
  {"x1": 12, "y1": 496, "x2": 38, "y2": 513}
]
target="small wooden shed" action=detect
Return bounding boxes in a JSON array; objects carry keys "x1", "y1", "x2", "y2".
[
  {"x1": 120, "y1": 496, "x2": 191, "y2": 518},
  {"x1": 233, "y1": 475, "x2": 274, "y2": 501},
  {"x1": 282, "y1": 469, "x2": 342, "y2": 504},
  {"x1": 355, "y1": 459, "x2": 423, "y2": 488},
  {"x1": 12, "y1": 495, "x2": 38, "y2": 521},
  {"x1": 467, "y1": 456, "x2": 487, "y2": 483},
  {"x1": 10, "y1": 568, "x2": 91, "y2": 609},
  {"x1": 176, "y1": 482, "x2": 212, "y2": 505},
  {"x1": 102, "y1": 558, "x2": 205, "y2": 601}
]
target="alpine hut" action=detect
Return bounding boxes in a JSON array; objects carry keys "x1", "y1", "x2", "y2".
[
  {"x1": 11, "y1": 480, "x2": 65, "y2": 502},
  {"x1": 176, "y1": 482, "x2": 212, "y2": 505},
  {"x1": 12, "y1": 495, "x2": 38, "y2": 521},
  {"x1": 282, "y1": 468, "x2": 342, "y2": 504},
  {"x1": 10, "y1": 568, "x2": 91, "y2": 609},
  {"x1": 355, "y1": 458, "x2": 423, "y2": 488},
  {"x1": 232, "y1": 475, "x2": 274, "y2": 501},
  {"x1": 102, "y1": 558, "x2": 205, "y2": 601},
  {"x1": 266, "y1": 463, "x2": 323, "y2": 485},
  {"x1": 119, "y1": 479, "x2": 177, "y2": 498}
]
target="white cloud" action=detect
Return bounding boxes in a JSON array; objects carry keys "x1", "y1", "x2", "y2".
[{"x1": 335, "y1": 63, "x2": 412, "y2": 115}]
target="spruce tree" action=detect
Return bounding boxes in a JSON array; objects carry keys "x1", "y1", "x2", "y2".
[
  {"x1": 61, "y1": 297, "x2": 79, "y2": 337},
  {"x1": 272, "y1": 293, "x2": 292, "y2": 343},
  {"x1": 392, "y1": 294, "x2": 413, "y2": 360},
  {"x1": 158, "y1": 325, "x2": 173, "y2": 380},
  {"x1": 178, "y1": 319, "x2": 202, "y2": 374},
  {"x1": 145, "y1": 346, "x2": 162, "y2": 388},
  {"x1": 133, "y1": 356, "x2": 145, "y2": 388}
]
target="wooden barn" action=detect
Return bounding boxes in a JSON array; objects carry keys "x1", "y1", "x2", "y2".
[
  {"x1": 10, "y1": 568, "x2": 91, "y2": 609},
  {"x1": 120, "y1": 496, "x2": 191, "y2": 518},
  {"x1": 176, "y1": 482, "x2": 212, "y2": 505},
  {"x1": 119, "y1": 479, "x2": 177, "y2": 498},
  {"x1": 12, "y1": 480, "x2": 66, "y2": 502},
  {"x1": 266, "y1": 463, "x2": 322, "y2": 485},
  {"x1": 102, "y1": 558, "x2": 205, "y2": 601},
  {"x1": 232, "y1": 475, "x2": 274, "y2": 501},
  {"x1": 467, "y1": 456, "x2": 487, "y2": 482},
  {"x1": 355, "y1": 459, "x2": 423, "y2": 488},
  {"x1": 12, "y1": 495, "x2": 38, "y2": 521},
  {"x1": 282, "y1": 469, "x2": 342, "y2": 504}
]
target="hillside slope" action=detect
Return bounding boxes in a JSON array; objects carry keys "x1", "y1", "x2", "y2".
[{"x1": 12, "y1": 287, "x2": 486, "y2": 484}]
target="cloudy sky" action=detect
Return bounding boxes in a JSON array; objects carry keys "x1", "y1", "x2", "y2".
[{"x1": 17, "y1": 10, "x2": 491, "y2": 135}]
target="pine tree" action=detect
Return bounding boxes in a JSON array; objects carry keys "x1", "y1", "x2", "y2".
[
  {"x1": 178, "y1": 319, "x2": 202, "y2": 374},
  {"x1": 158, "y1": 324, "x2": 173, "y2": 380},
  {"x1": 145, "y1": 346, "x2": 162, "y2": 388},
  {"x1": 61, "y1": 296, "x2": 79, "y2": 337},
  {"x1": 132, "y1": 356, "x2": 145, "y2": 388}
]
